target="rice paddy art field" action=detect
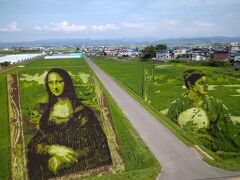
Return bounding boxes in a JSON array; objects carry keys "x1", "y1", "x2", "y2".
[
  {"x1": 93, "y1": 57, "x2": 240, "y2": 171},
  {"x1": 0, "y1": 58, "x2": 160, "y2": 180}
]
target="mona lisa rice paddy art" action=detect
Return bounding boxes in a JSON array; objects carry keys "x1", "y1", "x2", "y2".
[{"x1": 7, "y1": 68, "x2": 125, "y2": 180}]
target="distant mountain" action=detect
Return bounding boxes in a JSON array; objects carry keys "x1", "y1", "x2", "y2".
[
  {"x1": 154, "y1": 36, "x2": 240, "y2": 45},
  {"x1": 0, "y1": 36, "x2": 240, "y2": 47}
]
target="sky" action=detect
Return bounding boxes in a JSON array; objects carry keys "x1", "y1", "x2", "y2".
[{"x1": 0, "y1": 0, "x2": 240, "y2": 42}]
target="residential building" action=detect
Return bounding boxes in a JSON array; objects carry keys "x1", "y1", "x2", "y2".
[
  {"x1": 230, "y1": 42, "x2": 240, "y2": 51},
  {"x1": 192, "y1": 53, "x2": 206, "y2": 61},
  {"x1": 117, "y1": 48, "x2": 139, "y2": 57},
  {"x1": 230, "y1": 51, "x2": 240, "y2": 61},
  {"x1": 173, "y1": 49, "x2": 187, "y2": 59},
  {"x1": 213, "y1": 49, "x2": 229, "y2": 61},
  {"x1": 191, "y1": 48, "x2": 208, "y2": 61},
  {"x1": 234, "y1": 55, "x2": 240, "y2": 61},
  {"x1": 155, "y1": 50, "x2": 171, "y2": 60},
  {"x1": 234, "y1": 56, "x2": 240, "y2": 66},
  {"x1": 176, "y1": 53, "x2": 192, "y2": 60}
]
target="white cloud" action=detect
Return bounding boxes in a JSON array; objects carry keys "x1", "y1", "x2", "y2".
[
  {"x1": 34, "y1": 25, "x2": 43, "y2": 30},
  {"x1": 52, "y1": 21, "x2": 88, "y2": 32},
  {"x1": 163, "y1": 20, "x2": 179, "y2": 26},
  {"x1": 91, "y1": 24, "x2": 119, "y2": 31},
  {"x1": 121, "y1": 22, "x2": 157, "y2": 31},
  {"x1": 34, "y1": 21, "x2": 88, "y2": 32},
  {"x1": 122, "y1": 20, "x2": 179, "y2": 31},
  {"x1": 179, "y1": 0, "x2": 239, "y2": 6},
  {"x1": 0, "y1": 22, "x2": 21, "y2": 32},
  {"x1": 34, "y1": 22, "x2": 119, "y2": 32},
  {"x1": 193, "y1": 21, "x2": 214, "y2": 27},
  {"x1": 122, "y1": 22, "x2": 144, "y2": 28},
  {"x1": 121, "y1": 21, "x2": 165, "y2": 36}
]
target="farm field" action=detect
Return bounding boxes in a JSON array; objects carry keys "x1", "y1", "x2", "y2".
[
  {"x1": 93, "y1": 56, "x2": 240, "y2": 171},
  {"x1": 0, "y1": 58, "x2": 160, "y2": 180},
  {"x1": 93, "y1": 57, "x2": 240, "y2": 116}
]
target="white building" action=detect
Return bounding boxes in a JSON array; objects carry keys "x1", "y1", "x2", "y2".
[
  {"x1": 234, "y1": 55, "x2": 240, "y2": 61},
  {"x1": 192, "y1": 53, "x2": 206, "y2": 61},
  {"x1": 118, "y1": 51, "x2": 131, "y2": 57},
  {"x1": 234, "y1": 56, "x2": 240, "y2": 66},
  {"x1": 173, "y1": 49, "x2": 187, "y2": 58},
  {"x1": 155, "y1": 50, "x2": 171, "y2": 60},
  {"x1": 230, "y1": 42, "x2": 240, "y2": 51},
  {"x1": 44, "y1": 53, "x2": 82, "y2": 59},
  {"x1": 0, "y1": 54, "x2": 43, "y2": 64}
]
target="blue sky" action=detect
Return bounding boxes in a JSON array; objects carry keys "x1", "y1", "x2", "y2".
[{"x1": 0, "y1": 0, "x2": 240, "y2": 42}]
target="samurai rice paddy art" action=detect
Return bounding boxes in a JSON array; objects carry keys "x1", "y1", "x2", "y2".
[
  {"x1": 166, "y1": 69, "x2": 240, "y2": 153},
  {"x1": 7, "y1": 68, "x2": 125, "y2": 180},
  {"x1": 143, "y1": 65, "x2": 240, "y2": 155}
]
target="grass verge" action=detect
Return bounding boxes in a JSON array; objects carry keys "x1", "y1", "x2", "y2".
[{"x1": 0, "y1": 73, "x2": 10, "y2": 180}]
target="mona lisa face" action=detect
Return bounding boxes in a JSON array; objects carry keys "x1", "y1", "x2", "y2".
[
  {"x1": 47, "y1": 72, "x2": 65, "y2": 96},
  {"x1": 191, "y1": 76, "x2": 208, "y2": 96}
]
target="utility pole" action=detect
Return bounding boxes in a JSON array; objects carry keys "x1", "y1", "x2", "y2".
[
  {"x1": 141, "y1": 63, "x2": 144, "y2": 99},
  {"x1": 152, "y1": 64, "x2": 155, "y2": 107}
]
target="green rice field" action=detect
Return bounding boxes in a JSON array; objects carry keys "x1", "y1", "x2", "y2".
[
  {"x1": 93, "y1": 57, "x2": 240, "y2": 116},
  {"x1": 93, "y1": 56, "x2": 240, "y2": 171}
]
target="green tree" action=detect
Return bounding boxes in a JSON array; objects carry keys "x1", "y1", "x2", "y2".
[
  {"x1": 155, "y1": 44, "x2": 167, "y2": 50},
  {"x1": 141, "y1": 44, "x2": 167, "y2": 60},
  {"x1": 0, "y1": 61, "x2": 11, "y2": 67},
  {"x1": 142, "y1": 45, "x2": 156, "y2": 59}
]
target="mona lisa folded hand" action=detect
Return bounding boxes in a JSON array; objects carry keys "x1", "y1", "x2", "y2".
[
  {"x1": 48, "y1": 154, "x2": 78, "y2": 174},
  {"x1": 48, "y1": 145, "x2": 79, "y2": 164}
]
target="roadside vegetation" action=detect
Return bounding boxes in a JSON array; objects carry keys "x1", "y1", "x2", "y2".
[
  {"x1": 0, "y1": 58, "x2": 160, "y2": 179},
  {"x1": 93, "y1": 56, "x2": 240, "y2": 171}
]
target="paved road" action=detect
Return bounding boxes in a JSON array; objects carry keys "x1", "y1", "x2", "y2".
[{"x1": 84, "y1": 57, "x2": 240, "y2": 180}]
